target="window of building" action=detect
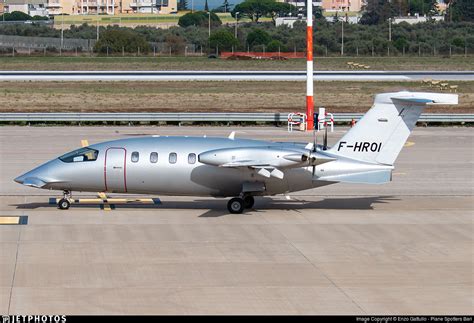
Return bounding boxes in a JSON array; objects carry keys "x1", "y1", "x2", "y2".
[
  {"x1": 59, "y1": 147, "x2": 99, "y2": 163},
  {"x1": 131, "y1": 151, "x2": 139, "y2": 163},
  {"x1": 169, "y1": 152, "x2": 177, "y2": 164},
  {"x1": 150, "y1": 152, "x2": 158, "y2": 163},
  {"x1": 188, "y1": 153, "x2": 196, "y2": 164}
]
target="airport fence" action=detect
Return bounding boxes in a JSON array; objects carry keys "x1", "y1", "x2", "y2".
[
  {"x1": 0, "y1": 35, "x2": 199, "y2": 56},
  {"x1": 0, "y1": 113, "x2": 473, "y2": 124}
]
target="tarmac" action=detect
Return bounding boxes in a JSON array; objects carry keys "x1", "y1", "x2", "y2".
[{"x1": 0, "y1": 126, "x2": 472, "y2": 315}]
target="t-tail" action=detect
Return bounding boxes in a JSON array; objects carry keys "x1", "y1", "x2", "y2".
[
  {"x1": 329, "y1": 91, "x2": 458, "y2": 165},
  {"x1": 317, "y1": 91, "x2": 458, "y2": 185}
]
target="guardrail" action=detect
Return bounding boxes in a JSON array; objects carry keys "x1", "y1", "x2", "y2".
[{"x1": 1, "y1": 113, "x2": 473, "y2": 123}]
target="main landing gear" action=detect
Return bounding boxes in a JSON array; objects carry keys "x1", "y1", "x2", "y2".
[
  {"x1": 58, "y1": 190, "x2": 72, "y2": 210},
  {"x1": 227, "y1": 195, "x2": 254, "y2": 214}
]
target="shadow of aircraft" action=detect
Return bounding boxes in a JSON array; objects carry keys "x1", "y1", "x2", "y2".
[{"x1": 12, "y1": 195, "x2": 398, "y2": 218}]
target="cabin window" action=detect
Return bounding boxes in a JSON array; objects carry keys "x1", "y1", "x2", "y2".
[
  {"x1": 169, "y1": 152, "x2": 177, "y2": 164},
  {"x1": 131, "y1": 151, "x2": 139, "y2": 163},
  {"x1": 188, "y1": 153, "x2": 196, "y2": 164},
  {"x1": 59, "y1": 147, "x2": 98, "y2": 163},
  {"x1": 150, "y1": 152, "x2": 158, "y2": 163}
]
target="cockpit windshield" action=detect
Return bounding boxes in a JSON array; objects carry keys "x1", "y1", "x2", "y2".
[{"x1": 59, "y1": 147, "x2": 99, "y2": 163}]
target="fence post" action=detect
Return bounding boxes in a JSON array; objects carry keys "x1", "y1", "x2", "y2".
[
  {"x1": 325, "y1": 45, "x2": 327, "y2": 57},
  {"x1": 28, "y1": 46, "x2": 31, "y2": 56},
  {"x1": 449, "y1": 45, "x2": 452, "y2": 58},
  {"x1": 12, "y1": 47, "x2": 14, "y2": 57},
  {"x1": 59, "y1": 46, "x2": 62, "y2": 56},
  {"x1": 403, "y1": 46, "x2": 405, "y2": 56},
  {"x1": 75, "y1": 47, "x2": 78, "y2": 57},
  {"x1": 387, "y1": 46, "x2": 390, "y2": 57},
  {"x1": 371, "y1": 45, "x2": 374, "y2": 57},
  {"x1": 122, "y1": 46, "x2": 124, "y2": 57},
  {"x1": 465, "y1": 45, "x2": 467, "y2": 58},
  {"x1": 356, "y1": 46, "x2": 358, "y2": 56},
  {"x1": 138, "y1": 47, "x2": 140, "y2": 56},
  {"x1": 418, "y1": 44, "x2": 421, "y2": 57},
  {"x1": 43, "y1": 47, "x2": 46, "y2": 56},
  {"x1": 106, "y1": 46, "x2": 109, "y2": 57},
  {"x1": 153, "y1": 46, "x2": 156, "y2": 57}
]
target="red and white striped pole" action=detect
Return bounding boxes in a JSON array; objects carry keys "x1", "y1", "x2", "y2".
[{"x1": 306, "y1": 0, "x2": 314, "y2": 131}]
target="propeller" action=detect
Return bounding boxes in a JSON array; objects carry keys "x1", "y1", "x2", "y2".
[
  {"x1": 311, "y1": 126, "x2": 317, "y2": 176},
  {"x1": 323, "y1": 126, "x2": 328, "y2": 151}
]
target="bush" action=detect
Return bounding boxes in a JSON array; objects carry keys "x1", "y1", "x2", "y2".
[
  {"x1": 178, "y1": 11, "x2": 221, "y2": 28},
  {"x1": 266, "y1": 39, "x2": 286, "y2": 52},
  {"x1": 246, "y1": 28, "x2": 271, "y2": 49},
  {"x1": 1, "y1": 11, "x2": 32, "y2": 21},
  {"x1": 209, "y1": 29, "x2": 238, "y2": 51},
  {"x1": 93, "y1": 29, "x2": 150, "y2": 54}
]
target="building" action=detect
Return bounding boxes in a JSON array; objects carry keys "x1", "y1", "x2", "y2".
[
  {"x1": 393, "y1": 13, "x2": 444, "y2": 24},
  {"x1": 2, "y1": 0, "x2": 177, "y2": 16},
  {"x1": 278, "y1": 1, "x2": 323, "y2": 10},
  {"x1": 4, "y1": 0, "x2": 48, "y2": 16},
  {"x1": 321, "y1": 0, "x2": 364, "y2": 12}
]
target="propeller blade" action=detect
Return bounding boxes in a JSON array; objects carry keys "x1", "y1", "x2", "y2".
[{"x1": 323, "y1": 127, "x2": 328, "y2": 151}]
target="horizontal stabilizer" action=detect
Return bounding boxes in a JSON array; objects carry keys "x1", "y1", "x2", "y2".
[
  {"x1": 390, "y1": 92, "x2": 458, "y2": 105},
  {"x1": 318, "y1": 169, "x2": 392, "y2": 184}
]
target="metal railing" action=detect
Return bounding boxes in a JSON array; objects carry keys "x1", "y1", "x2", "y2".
[{"x1": 0, "y1": 113, "x2": 473, "y2": 123}]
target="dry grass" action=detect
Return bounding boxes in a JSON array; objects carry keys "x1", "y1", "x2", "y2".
[
  {"x1": 0, "y1": 56, "x2": 473, "y2": 71},
  {"x1": 1, "y1": 81, "x2": 473, "y2": 113}
]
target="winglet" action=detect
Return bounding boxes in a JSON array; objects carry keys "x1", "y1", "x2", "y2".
[{"x1": 228, "y1": 131, "x2": 236, "y2": 140}]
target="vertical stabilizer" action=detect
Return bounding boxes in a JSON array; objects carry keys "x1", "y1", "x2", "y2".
[{"x1": 329, "y1": 91, "x2": 458, "y2": 165}]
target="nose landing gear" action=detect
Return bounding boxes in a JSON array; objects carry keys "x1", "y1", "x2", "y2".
[
  {"x1": 58, "y1": 190, "x2": 72, "y2": 210},
  {"x1": 227, "y1": 195, "x2": 255, "y2": 214}
]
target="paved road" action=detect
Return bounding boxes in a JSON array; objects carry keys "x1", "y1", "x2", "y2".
[
  {"x1": 0, "y1": 126, "x2": 472, "y2": 314},
  {"x1": 0, "y1": 70, "x2": 473, "y2": 81}
]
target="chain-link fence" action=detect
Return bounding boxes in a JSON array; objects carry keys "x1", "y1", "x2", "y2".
[{"x1": 0, "y1": 34, "x2": 202, "y2": 56}]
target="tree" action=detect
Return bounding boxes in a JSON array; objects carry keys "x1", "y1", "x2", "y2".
[
  {"x1": 178, "y1": 11, "x2": 222, "y2": 28},
  {"x1": 93, "y1": 29, "x2": 150, "y2": 54},
  {"x1": 205, "y1": 0, "x2": 209, "y2": 12},
  {"x1": 178, "y1": 0, "x2": 188, "y2": 11},
  {"x1": 449, "y1": 0, "x2": 474, "y2": 22},
  {"x1": 266, "y1": 39, "x2": 286, "y2": 52},
  {"x1": 268, "y1": 1, "x2": 297, "y2": 23},
  {"x1": 360, "y1": 0, "x2": 398, "y2": 25},
  {"x1": 1, "y1": 11, "x2": 32, "y2": 21},
  {"x1": 407, "y1": 0, "x2": 438, "y2": 16},
  {"x1": 209, "y1": 29, "x2": 239, "y2": 51},
  {"x1": 214, "y1": 0, "x2": 233, "y2": 13},
  {"x1": 231, "y1": 0, "x2": 274, "y2": 22},
  {"x1": 246, "y1": 28, "x2": 272, "y2": 48}
]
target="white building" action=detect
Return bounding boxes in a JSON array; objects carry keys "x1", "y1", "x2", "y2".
[{"x1": 393, "y1": 14, "x2": 444, "y2": 24}]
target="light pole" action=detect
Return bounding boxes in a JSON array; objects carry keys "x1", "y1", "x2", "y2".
[
  {"x1": 388, "y1": 17, "x2": 392, "y2": 42},
  {"x1": 96, "y1": 1, "x2": 99, "y2": 41},
  {"x1": 341, "y1": 16, "x2": 344, "y2": 56},
  {"x1": 234, "y1": 12, "x2": 239, "y2": 39},
  {"x1": 208, "y1": 11, "x2": 210, "y2": 38}
]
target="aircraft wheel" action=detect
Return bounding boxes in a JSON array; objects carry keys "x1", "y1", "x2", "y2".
[
  {"x1": 243, "y1": 195, "x2": 255, "y2": 209},
  {"x1": 58, "y1": 198, "x2": 71, "y2": 210},
  {"x1": 227, "y1": 198, "x2": 244, "y2": 214}
]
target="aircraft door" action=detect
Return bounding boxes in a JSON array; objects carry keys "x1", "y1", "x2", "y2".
[{"x1": 105, "y1": 148, "x2": 127, "y2": 193}]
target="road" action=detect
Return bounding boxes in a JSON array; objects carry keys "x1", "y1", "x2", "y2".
[
  {"x1": 0, "y1": 126, "x2": 472, "y2": 314},
  {"x1": 0, "y1": 70, "x2": 473, "y2": 81}
]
